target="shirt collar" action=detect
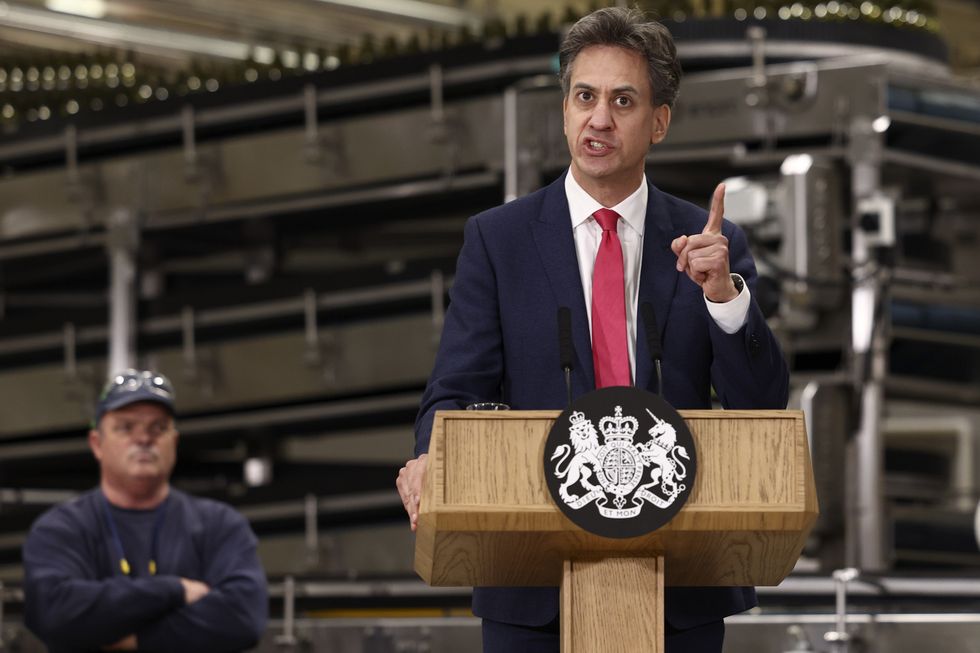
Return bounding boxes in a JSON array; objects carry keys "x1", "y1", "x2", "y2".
[{"x1": 565, "y1": 168, "x2": 647, "y2": 236}]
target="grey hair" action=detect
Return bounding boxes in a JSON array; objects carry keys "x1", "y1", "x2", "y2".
[{"x1": 558, "y1": 6, "x2": 682, "y2": 108}]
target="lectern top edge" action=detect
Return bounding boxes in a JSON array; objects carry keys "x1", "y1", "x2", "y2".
[{"x1": 439, "y1": 409, "x2": 805, "y2": 420}]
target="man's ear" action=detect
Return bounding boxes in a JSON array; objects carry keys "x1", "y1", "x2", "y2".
[
  {"x1": 651, "y1": 104, "x2": 672, "y2": 145},
  {"x1": 88, "y1": 428, "x2": 103, "y2": 462}
]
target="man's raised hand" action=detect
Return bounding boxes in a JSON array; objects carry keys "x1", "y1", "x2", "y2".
[{"x1": 670, "y1": 183, "x2": 739, "y2": 303}]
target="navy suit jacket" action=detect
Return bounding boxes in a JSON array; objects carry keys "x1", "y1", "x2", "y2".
[{"x1": 415, "y1": 173, "x2": 789, "y2": 629}]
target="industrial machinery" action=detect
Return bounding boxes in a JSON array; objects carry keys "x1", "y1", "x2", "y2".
[{"x1": 1, "y1": 13, "x2": 979, "y2": 653}]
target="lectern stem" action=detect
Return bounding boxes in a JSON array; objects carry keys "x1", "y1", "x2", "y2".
[{"x1": 560, "y1": 556, "x2": 664, "y2": 653}]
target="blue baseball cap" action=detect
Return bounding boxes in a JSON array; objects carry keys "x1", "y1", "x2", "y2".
[{"x1": 95, "y1": 369, "x2": 176, "y2": 425}]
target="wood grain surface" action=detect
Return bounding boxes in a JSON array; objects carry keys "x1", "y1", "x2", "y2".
[
  {"x1": 416, "y1": 409, "x2": 818, "y2": 588},
  {"x1": 561, "y1": 557, "x2": 663, "y2": 653}
]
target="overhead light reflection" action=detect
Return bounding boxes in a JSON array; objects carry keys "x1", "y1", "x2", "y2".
[
  {"x1": 3, "y1": 4, "x2": 252, "y2": 60},
  {"x1": 311, "y1": 0, "x2": 480, "y2": 28},
  {"x1": 44, "y1": 0, "x2": 106, "y2": 19}
]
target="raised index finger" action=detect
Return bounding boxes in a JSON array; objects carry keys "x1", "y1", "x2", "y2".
[{"x1": 703, "y1": 182, "x2": 726, "y2": 235}]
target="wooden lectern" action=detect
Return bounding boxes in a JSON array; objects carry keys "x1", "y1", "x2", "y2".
[{"x1": 415, "y1": 409, "x2": 818, "y2": 653}]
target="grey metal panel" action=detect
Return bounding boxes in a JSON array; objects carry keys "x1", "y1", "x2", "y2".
[
  {"x1": 0, "y1": 54, "x2": 554, "y2": 167},
  {"x1": 792, "y1": 379, "x2": 850, "y2": 570},
  {"x1": 777, "y1": 157, "x2": 845, "y2": 297},
  {"x1": 257, "y1": 523, "x2": 415, "y2": 577},
  {"x1": 0, "y1": 364, "x2": 96, "y2": 436},
  {"x1": 0, "y1": 166, "x2": 92, "y2": 240},
  {"x1": 152, "y1": 313, "x2": 435, "y2": 415},
  {"x1": 128, "y1": 98, "x2": 506, "y2": 220},
  {"x1": 279, "y1": 426, "x2": 415, "y2": 465},
  {"x1": 0, "y1": 312, "x2": 436, "y2": 437},
  {"x1": 725, "y1": 614, "x2": 980, "y2": 653},
  {"x1": 668, "y1": 62, "x2": 888, "y2": 146},
  {"x1": 0, "y1": 94, "x2": 506, "y2": 242}
]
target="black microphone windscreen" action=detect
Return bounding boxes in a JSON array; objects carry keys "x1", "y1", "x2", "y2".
[
  {"x1": 557, "y1": 307, "x2": 574, "y2": 370},
  {"x1": 641, "y1": 302, "x2": 663, "y2": 360}
]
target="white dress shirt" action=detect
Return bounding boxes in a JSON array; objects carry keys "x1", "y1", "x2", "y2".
[{"x1": 564, "y1": 170, "x2": 751, "y2": 381}]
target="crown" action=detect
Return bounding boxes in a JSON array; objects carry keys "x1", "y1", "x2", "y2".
[
  {"x1": 569, "y1": 410, "x2": 588, "y2": 426},
  {"x1": 599, "y1": 406, "x2": 638, "y2": 443}
]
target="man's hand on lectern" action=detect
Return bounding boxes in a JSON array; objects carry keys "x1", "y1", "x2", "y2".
[{"x1": 397, "y1": 454, "x2": 428, "y2": 532}]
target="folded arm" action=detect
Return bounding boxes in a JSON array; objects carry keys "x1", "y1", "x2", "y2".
[
  {"x1": 136, "y1": 509, "x2": 268, "y2": 653},
  {"x1": 23, "y1": 515, "x2": 184, "y2": 650}
]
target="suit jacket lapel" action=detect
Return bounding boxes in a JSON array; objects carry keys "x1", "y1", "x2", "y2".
[
  {"x1": 530, "y1": 174, "x2": 595, "y2": 389},
  {"x1": 635, "y1": 181, "x2": 680, "y2": 392}
]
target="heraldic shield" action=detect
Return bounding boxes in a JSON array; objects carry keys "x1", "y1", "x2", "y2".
[{"x1": 543, "y1": 386, "x2": 698, "y2": 539}]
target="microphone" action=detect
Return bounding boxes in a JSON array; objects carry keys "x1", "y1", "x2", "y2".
[
  {"x1": 557, "y1": 307, "x2": 574, "y2": 407},
  {"x1": 640, "y1": 302, "x2": 663, "y2": 397}
]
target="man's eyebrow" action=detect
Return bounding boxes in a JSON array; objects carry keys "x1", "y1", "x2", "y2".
[
  {"x1": 571, "y1": 82, "x2": 640, "y2": 95},
  {"x1": 612, "y1": 85, "x2": 640, "y2": 95}
]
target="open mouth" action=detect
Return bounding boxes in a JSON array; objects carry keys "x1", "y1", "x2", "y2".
[{"x1": 587, "y1": 140, "x2": 609, "y2": 151}]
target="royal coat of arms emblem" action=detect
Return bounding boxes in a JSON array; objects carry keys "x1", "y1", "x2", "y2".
[{"x1": 544, "y1": 387, "x2": 697, "y2": 538}]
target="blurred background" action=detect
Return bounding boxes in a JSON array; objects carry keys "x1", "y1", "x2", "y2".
[{"x1": 1, "y1": 0, "x2": 979, "y2": 651}]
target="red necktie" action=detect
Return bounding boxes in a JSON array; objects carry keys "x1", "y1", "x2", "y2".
[{"x1": 591, "y1": 208, "x2": 631, "y2": 388}]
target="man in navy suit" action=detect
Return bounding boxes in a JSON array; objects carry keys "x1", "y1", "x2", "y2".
[{"x1": 397, "y1": 7, "x2": 789, "y2": 652}]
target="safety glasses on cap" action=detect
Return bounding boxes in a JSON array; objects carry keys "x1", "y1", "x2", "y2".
[{"x1": 100, "y1": 369, "x2": 175, "y2": 402}]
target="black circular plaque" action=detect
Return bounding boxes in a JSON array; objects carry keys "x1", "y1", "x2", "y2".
[{"x1": 543, "y1": 386, "x2": 697, "y2": 539}]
